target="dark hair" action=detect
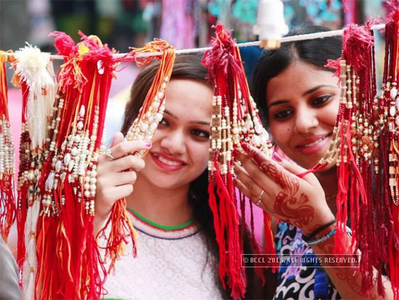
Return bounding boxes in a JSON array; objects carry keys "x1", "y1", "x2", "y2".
[
  {"x1": 121, "y1": 53, "x2": 210, "y2": 135},
  {"x1": 120, "y1": 53, "x2": 261, "y2": 298},
  {"x1": 252, "y1": 25, "x2": 342, "y2": 128}
]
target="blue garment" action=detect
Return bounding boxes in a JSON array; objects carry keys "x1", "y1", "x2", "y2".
[{"x1": 273, "y1": 222, "x2": 341, "y2": 300}]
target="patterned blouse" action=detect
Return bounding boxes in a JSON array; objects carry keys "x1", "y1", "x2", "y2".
[{"x1": 273, "y1": 222, "x2": 341, "y2": 300}]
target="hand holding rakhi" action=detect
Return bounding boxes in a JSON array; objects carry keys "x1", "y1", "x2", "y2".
[
  {"x1": 234, "y1": 143, "x2": 335, "y2": 235},
  {"x1": 95, "y1": 132, "x2": 151, "y2": 223}
]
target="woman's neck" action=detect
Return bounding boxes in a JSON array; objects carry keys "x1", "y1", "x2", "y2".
[
  {"x1": 127, "y1": 176, "x2": 194, "y2": 227},
  {"x1": 316, "y1": 166, "x2": 338, "y2": 213}
]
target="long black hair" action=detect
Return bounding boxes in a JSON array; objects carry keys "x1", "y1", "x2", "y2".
[
  {"x1": 252, "y1": 25, "x2": 342, "y2": 129},
  {"x1": 121, "y1": 53, "x2": 262, "y2": 299}
]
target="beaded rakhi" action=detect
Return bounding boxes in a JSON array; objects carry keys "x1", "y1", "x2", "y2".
[
  {"x1": 98, "y1": 39, "x2": 176, "y2": 275},
  {"x1": 202, "y1": 23, "x2": 273, "y2": 299},
  {"x1": 324, "y1": 20, "x2": 398, "y2": 297},
  {"x1": 10, "y1": 44, "x2": 57, "y2": 300},
  {"x1": 12, "y1": 32, "x2": 116, "y2": 300},
  {"x1": 0, "y1": 52, "x2": 16, "y2": 243}
]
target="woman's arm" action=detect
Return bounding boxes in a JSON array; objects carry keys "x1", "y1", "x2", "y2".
[
  {"x1": 309, "y1": 226, "x2": 393, "y2": 299},
  {"x1": 235, "y1": 144, "x2": 393, "y2": 299}
]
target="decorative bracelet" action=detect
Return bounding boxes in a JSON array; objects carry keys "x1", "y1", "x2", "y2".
[
  {"x1": 307, "y1": 226, "x2": 352, "y2": 246},
  {"x1": 302, "y1": 219, "x2": 336, "y2": 242}
]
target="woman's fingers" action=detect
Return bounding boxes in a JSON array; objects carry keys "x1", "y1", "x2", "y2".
[
  {"x1": 114, "y1": 171, "x2": 138, "y2": 186},
  {"x1": 234, "y1": 162, "x2": 271, "y2": 210},
  {"x1": 110, "y1": 139, "x2": 152, "y2": 160},
  {"x1": 108, "y1": 155, "x2": 146, "y2": 173},
  {"x1": 99, "y1": 184, "x2": 134, "y2": 205}
]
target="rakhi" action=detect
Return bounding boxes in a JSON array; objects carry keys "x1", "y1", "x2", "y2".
[
  {"x1": 377, "y1": 12, "x2": 399, "y2": 298},
  {"x1": 13, "y1": 32, "x2": 117, "y2": 300},
  {"x1": 202, "y1": 22, "x2": 273, "y2": 299},
  {"x1": 0, "y1": 51, "x2": 16, "y2": 243},
  {"x1": 333, "y1": 23, "x2": 379, "y2": 293},
  {"x1": 10, "y1": 44, "x2": 56, "y2": 300},
  {"x1": 98, "y1": 39, "x2": 176, "y2": 274},
  {"x1": 325, "y1": 21, "x2": 398, "y2": 298}
]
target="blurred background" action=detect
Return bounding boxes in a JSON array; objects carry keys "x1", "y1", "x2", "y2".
[
  {"x1": 0, "y1": 0, "x2": 391, "y2": 52},
  {"x1": 0, "y1": 0, "x2": 394, "y2": 146}
]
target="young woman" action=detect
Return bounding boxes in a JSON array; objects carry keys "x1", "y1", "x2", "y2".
[
  {"x1": 95, "y1": 54, "x2": 262, "y2": 299},
  {"x1": 235, "y1": 25, "x2": 394, "y2": 299}
]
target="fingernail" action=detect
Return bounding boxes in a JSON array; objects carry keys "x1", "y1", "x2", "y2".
[
  {"x1": 241, "y1": 143, "x2": 251, "y2": 153},
  {"x1": 145, "y1": 141, "x2": 152, "y2": 148},
  {"x1": 232, "y1": 149, "x2": 240, "y2": 157},
  {"x1": 273, "y1": 152, "x2": 283, "y2": 162}
]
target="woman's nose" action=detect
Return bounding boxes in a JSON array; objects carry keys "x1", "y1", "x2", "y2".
[
  {"x1": 159, "y1": 130, "x2": 186, "y2": 154},
  {"x1": 293, "y1": 109, "x2": 319, "y2": 134}
]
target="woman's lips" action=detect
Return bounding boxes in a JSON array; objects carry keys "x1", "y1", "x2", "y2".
[
  {"x1": 150, "y1": 152, "x2": 186, "y2": 171},
  {"x1": 295, "y1": 134, "x2": 332, "y2": 156}
]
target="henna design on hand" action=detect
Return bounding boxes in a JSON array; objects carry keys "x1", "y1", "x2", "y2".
[{"x1": 243, "y1": 143, "x2": 315, "y2": 229}]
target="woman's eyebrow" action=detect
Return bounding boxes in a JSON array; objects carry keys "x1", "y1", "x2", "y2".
[
  {"x1": 189, "y1": 120, "x2": 210, "y2": 126},
  {"x1": 302, "y1": 85, "x2": 336, "y2": 96},
  {"x1": 268, "y1": 100, "x2": 289, "y2": 109},
  {"x1": 165, "y1": 110, "x2": 210, "y2": 126}
]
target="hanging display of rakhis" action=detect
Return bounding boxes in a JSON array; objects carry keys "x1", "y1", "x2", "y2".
[
  {"x1": 378, "y1": 13, "x2": 399, "y2": 298},
  {"x1": 12, "y1": 31, "x2": 117, "y2": 300},
  {"x1": 202, "y1": 22, "x2": 273, "y2": 300},
  {"x1": 98, "y1": 39, "x2": 176, "y2": 274},
  {"x1": 10, "y1": 44, "x2": 57, "y2": 300},
  {"x1": 320, "y1": 20, "x2": 398, "y2": 298},
  {"x1": 0, "y1": 51, "x2": 15, "y2": 243},
  {"x1": 332, "y1": 22, "x2": 383, "y2": 294}
]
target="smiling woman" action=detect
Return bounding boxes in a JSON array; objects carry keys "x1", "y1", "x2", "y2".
[{"x1": 95, "y1": 53, "x2": 263, "y2": 299}]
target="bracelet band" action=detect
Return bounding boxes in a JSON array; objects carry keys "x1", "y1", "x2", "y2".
[
  {"x1": 307, "y1": 226, "x2": 352, "y2": 246},
  {"x1": 302, "y1": 219, "x2": 336, "y2": 242}
]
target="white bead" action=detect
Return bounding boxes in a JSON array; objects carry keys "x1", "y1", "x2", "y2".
[
  {"x1": 27, "y1": 171, "x2": 35, "y2": 181},
  {"x1": 140, "y1": 123, "x2": 149, "y2": 132},
  {"x1": 68, "y1": 160, "x2": 74, "y2": 172},
  {"x1": 391, "y1": 87, "x2": 398, "y2": 99},
  {"x1": 255, "y1": 124, "x2": 263, "y2": 134},
  {"x1": 390, "y1": 106, "x2": 396, "y2": 117},
  {"x1": 55, "y1": 160, "x2": 62, "y2": 172},
  {"x1": 251, "y1": 134, "x2": 261, "y2": 146},
  {"x1": 64, "y1": 153, "x2": 71, "y2": 165},
  {"x1": 80, "y1": 105, "x2": 86, "y2": 116},
  {"x1": 155, "y1": 113, "x2": 163, "y2": 122}
]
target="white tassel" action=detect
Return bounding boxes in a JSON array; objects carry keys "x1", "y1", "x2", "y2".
[
  {"x1": 23, "y1": 199, "x2": 40, "y2": 300},
  {"x1": 13, "y1": 44, "x2": 57, "y2": 149}
]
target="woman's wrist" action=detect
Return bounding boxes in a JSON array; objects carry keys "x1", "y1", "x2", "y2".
[
  {"x1": 302, "y1": 219, "x2": 336, "y2": 242},
  {"x1": 300, "y1": 210, "x2": 336, "y2": 237}
]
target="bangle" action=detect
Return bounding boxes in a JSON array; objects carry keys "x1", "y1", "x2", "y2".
[
  {"x1": 302, "y1": 219, "x2": 336, "y2": 242},
  {"x1": 307, "y1": 226, "x2": 352, "y2": 246}
]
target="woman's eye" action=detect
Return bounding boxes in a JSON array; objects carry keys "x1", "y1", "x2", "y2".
[
  {"x1": 159, "y1": 118, "x2": 169, "y2": 126},
  {"x1": 312, "y1": 94, "x2": 332, "y2": 106},
  {"x1": 274, "y1": 110, "x2": 293, "y2": 120},
  {"x1": 191, "y1": 129, "x2": 209, "y2": 138}
]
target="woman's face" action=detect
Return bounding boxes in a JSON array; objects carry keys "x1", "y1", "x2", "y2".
[
  {"x1": 139, "y1": 79, "x2": 212, "y2": 191},
  {"x1": 266, "y1": 60, "x2": 340, "y2": 170}
]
